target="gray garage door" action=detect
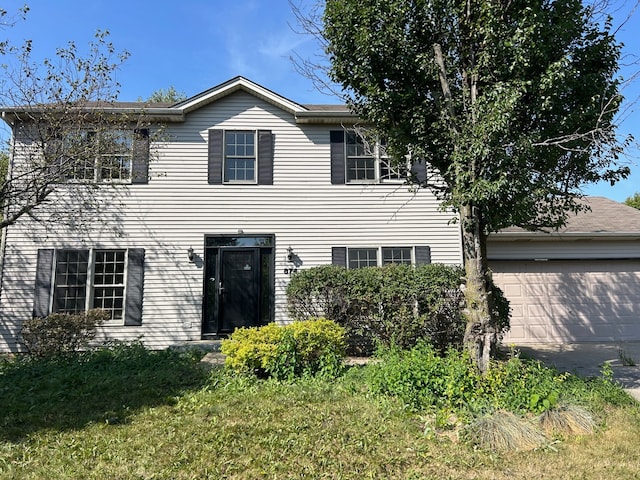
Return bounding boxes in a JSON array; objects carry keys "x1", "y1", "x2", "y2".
[{"x1": 490, "y1": 260, "x2": 640, "y2": 343}]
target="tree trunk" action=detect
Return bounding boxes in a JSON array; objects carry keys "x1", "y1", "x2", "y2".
[{"x1": 460, "y1": 203, "x2": 496, "y2": 373}]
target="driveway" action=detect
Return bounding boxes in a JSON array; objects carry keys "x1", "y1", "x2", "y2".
[{"x1": 515, "y1": 342, "x2": 640, "y2": 402}]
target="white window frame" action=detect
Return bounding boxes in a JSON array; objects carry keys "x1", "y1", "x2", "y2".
[
  {"x1": 347, "y1": 247, "x2": 415, "y2": 268},
  {"x1": 381, "y1": 246, "x2": 413, "y2": 265},
  {"x1": 57, "y1": 129, "x2": 133, "y2": 184},
  {"x1": 223, "y1": 130, "x2": 258, "y2": 184},
  {"x1": 345, "y1": 132, "x2": 407, "y2": 184},
  {"x1": 50, "y1": 248, "x2": 129, "y2": 322}
]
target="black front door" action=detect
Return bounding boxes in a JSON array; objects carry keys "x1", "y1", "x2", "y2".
[
  {"x1": 219, "y1": 249, "x2": 259, "y2": 332},
  {"x1": 203, "y1": 236, "x2": 274, "y2": 336}
]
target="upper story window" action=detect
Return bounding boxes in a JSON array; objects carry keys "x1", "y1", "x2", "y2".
[
  {"x1": 346, "y1": 132, "x2": 376, "y2": 182},
  {"x1": 332, "y1": 130, "x2": 407, "y2": 184},
  {"x1": 224, "y1": 130, "x2": 256, "y2": 183},
  {"x1": 208, "y1": 129, "x2": 273, "y2": 185},
  {"x1": 52, "y1": 128, "x2": 149, "y2": 184},
  {"x1": 57, "y1": 130, "x2": 133, "y2": 182},
  {"x1": 99, "y1": 130, "x2": 133, "y2": 181}
]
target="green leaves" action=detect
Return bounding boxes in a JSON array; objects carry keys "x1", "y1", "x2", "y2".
[
  {"x1": 323, "y1": 0, "x2": 628, "y2": 233},
  {"x1": 286, "y1": 263, "x2": 510, "y2": 354},
  {"x1": 624, "y1": 192, "x2": 640, "y2": 210},
  {"x1": 220, "y1": 319, "x2": 347, "y2": 380}
]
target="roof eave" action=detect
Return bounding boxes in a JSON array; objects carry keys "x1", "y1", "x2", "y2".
[
  {"x1": 295, "y1": 110, "x2": 361, "y2": 124},
  {"x1": 1, "y1": 107, "x2": 186, "y2": 124},
  {"x1": 490, "y1": 231, "x2": 640, "y2": 241}
]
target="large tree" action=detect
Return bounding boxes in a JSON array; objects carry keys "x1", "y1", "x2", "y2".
[
  {"x1": 0, "y1": 6, "x2": 134, "y2": 232},
  {"x1": 319, "y1": 0, "x2": 632, "y2": 370}
]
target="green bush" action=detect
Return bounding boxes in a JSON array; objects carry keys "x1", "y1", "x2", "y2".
[
  {"x1": 367, "y1": 343, "x2": 572, "y2": 417},
  {"x1": 220, "y1": 318, "x2": 347, "y2": 380},
  {"x1": 286, "y1": 263, "x2": 510, "y2": 354},
  {"x1": 367, "y1": 342, "x2": 481, "y2": 414},
  {"x1": 480, "y1": 357, "x2": 562, "y2": 414},
  {"x1": 19, "y1": 309, "x2": 110, "y2": 358}
]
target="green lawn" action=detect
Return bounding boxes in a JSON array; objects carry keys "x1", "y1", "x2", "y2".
[{"x1": 1, "y1": 344, "x2": 639, "y2": 479}]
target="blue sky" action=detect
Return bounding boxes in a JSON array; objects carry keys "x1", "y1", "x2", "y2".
[{"x1": 3, "y1": 0, "x2": 639, "y2": 201}]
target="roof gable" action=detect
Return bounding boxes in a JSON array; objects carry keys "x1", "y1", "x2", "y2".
[
  {"x1": 1, "y1": 76, "x2": 355, "y2": 125},
  {"x1": 173, "y1": 76, "x2": 307, "y2": 115}
]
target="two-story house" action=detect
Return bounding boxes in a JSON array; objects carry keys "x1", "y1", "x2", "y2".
[
  {"x1": 0, "y1": 76, "x2": 462, "y2": 352},
  {"x1": 2, "y1": 76, "x2": 640, "y2": 353}
]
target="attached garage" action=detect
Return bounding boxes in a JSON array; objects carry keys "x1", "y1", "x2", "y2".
[
  {"x1": 491, "y1": 259, "x2": 640, "y2": 343},
  {"x1": 488, "y1": 197, "x2": 640, "y2": 344}
]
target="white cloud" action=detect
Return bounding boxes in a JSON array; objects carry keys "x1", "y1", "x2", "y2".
[{"x1": 258, "y1": 32, "x2": 307, "y2": 57}]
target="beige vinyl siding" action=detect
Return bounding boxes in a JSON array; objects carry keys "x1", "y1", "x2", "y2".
[
  {"x1": 0, "y1": 91, "x2": 462, "y2": 351},
  {"x1": 488, "y1": 239, "x2": 640, "y2": 260}
]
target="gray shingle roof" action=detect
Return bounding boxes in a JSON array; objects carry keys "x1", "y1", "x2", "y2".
[{"x1": 497, "y1": 196, "x2": 640, "y2": 238}]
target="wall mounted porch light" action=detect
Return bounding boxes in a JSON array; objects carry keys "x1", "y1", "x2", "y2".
[
  {"x1": 287, "y1": 246, "x2": 295, "y2": 262},
  {"x1": 187, "y1": 247, "x2": 195, "y2": 262}
]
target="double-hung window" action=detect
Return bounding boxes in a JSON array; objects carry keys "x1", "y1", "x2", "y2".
[
  {"x1": 381, "y1": 247, "x2": 413, "y2": 265},
  {"x1": 207, "y1": 129, "x2": 273, "y2": 185},
  {"x1": 346, "y1": 132, "x2": 376, "y2": 182},
  {"x1": 331, "y1": 130, "x2": 408, "y2": 184},
  {"x1": 53, "y1": 128, "x2": 149, "y2": 184},
  {"x1": 33, "y1": 248, "x2": 145, "y2": 326},
  {"x1": 98, "y1": 130, "x2": 133, "y2": 181},
  {"x1": 347, "y1": 248, "x2": 379, "y2": 269},
  {"x1": 347, "y1": 247, "x2": 412, "y2": 268},
  {"x1": 224, "y1": 130, "x2": 256, "y2": 183},
  {"x1": 52, "y1": 249, "x2": 126, "y2": 320}
]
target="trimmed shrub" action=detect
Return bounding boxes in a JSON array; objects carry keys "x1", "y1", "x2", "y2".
[
  {"x1": 20, "y1": 309, "x2": 110, "y2": 358},
  {"x1": 220, "y1": 318, "x2": 347, "y2": 380},
  {"x1": 286, "y1": 263, "x2": 510, "y2": 354}
]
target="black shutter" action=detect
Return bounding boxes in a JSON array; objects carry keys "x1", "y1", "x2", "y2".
[
  {"x1": 124, "y1": 248, "x2": 145, "y2": 326},
  {"x1": 410, "y1": 159, "x2": 427, "y2": 185},
  {"x1": 415, "y1": 246, "x2": 431, "y2": 265},
  {"x1": 257, "y1": 130, "x2": 273, "y2": 185},
  {"x1": 132, "y1": 128, "x2": 150, "y2": 184},
  {"x1": 33, "y1": 249, "x2": 55, "y2": 318},
  {"x1": 331, "y1": 247, "x2": 347, "y2": 267},
  {"x1": 208, "y1": 129, "x2": 223, "y2": 184},
  {"x1": 330, "y1": 130, "x2": 346, "y2": 184}
]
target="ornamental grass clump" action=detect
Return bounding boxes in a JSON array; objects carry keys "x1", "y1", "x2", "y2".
[
  {"x1": 539, "y1": 404, "x2": 596, "y2": 437},
  {"x1": 465, "y1": 410, "x2": 547, "y2": 452},
  {"x1": 220, "y1": 318, "x2": 346, "y2": 380}
]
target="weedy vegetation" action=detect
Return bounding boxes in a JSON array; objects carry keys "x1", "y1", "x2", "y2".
[{"x1": 0, "y1": 334, "x2": 638, "y2": 479}]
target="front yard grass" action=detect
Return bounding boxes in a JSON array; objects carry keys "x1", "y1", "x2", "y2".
[{"x1": 1, "y1": 344, "x2": 639, "y2": 479}]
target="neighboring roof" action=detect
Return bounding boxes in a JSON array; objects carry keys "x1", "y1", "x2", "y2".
[
  {"x1": 0, "y1": 76, "x2": 357, "y2": 125},
  {"x1": 493, "y1": 196, "x2": 640, "y2": 241},
  {"x1": 302, "y1": 104, "x2": 351, "y2": 112}
]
